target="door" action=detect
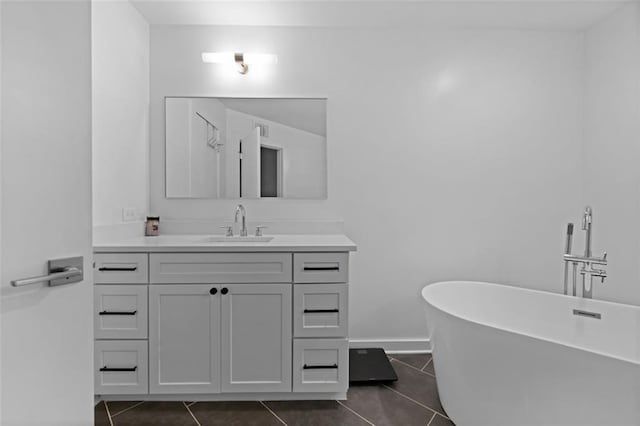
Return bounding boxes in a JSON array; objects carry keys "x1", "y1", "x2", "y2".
[
  {"x1": 149, "y1": 285, "x2": 221, "y2": 393},
  {"x1": 220, "y1": 283, "x2": 292, "y2": 392},
  {"x1": 240, "y1": 127, "x2": 260, "y2": 198},
  {"x1": 260, "y1": 146, "x2": 282, "y2": 197},
  {"x1": 1, "y1": 2, "x2": 94, "y2": 425}
]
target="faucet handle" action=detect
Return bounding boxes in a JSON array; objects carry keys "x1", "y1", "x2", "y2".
[
  {"x1": 220, "y1": 225, "x2": 233, "y2": 237},
  {"x1": 255, "y1": 225, "x2": 268, "y2": 237}
]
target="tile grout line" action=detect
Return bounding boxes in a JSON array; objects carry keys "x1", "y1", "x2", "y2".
[
  {"x1": 102, "y1": 401, "x2": 114, "y2": 426},
  {"x1": 383, "y1": 384, "x2": 442, "y2": 417},
  {"x1": 109, "y1": 401, "x2": 146, "y2": 418},
  {"x1": 260, "y1": 401, "x2": 288, "y2": 426},
  {"x1": 421, "y1": 358, "x2": 433, "y2": 371},
  {"x1": 183, "y1": 401, "x2": 202, "y2": 426},
  {"x1": 388, "y1": 359, "x2": 450, "y2": 420},
  {"x1": 388, "y1": 356, "x2": 446, "y2": 418},
  {"x1": 336, "y1": 400, "x2": 375, "y2": 426},
  {"x1": 388, "y1": 354, "x2": 432, "y2": 371},
  {"x1": 391, "y1": 358, "x2": 436, "y2": 378}
]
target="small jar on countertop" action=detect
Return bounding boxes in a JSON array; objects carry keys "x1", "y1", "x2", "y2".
[{"x1": 145, "y1": 216, "x2": 160, "y2": 236}]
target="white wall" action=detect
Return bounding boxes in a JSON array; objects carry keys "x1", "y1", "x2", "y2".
[
  {"x1": 92, "y1": 1, "x2": 149, "y2": 228},
  {"x1": 150, "y1": 25, "x2": 584, "y2": 342},
  {"x1": 583, "y1": 4, "x2": 640, "y2": 305}
]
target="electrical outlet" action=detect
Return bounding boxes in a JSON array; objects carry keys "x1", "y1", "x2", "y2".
[{"x1": 122, "y1": 207, "x2": 137, "y2": 222}]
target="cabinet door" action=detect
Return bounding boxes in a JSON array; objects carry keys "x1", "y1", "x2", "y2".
[
  {"x1": 220, "y1": 284, "x2": 292, "y2": 393},
  {"x1": 149, "y1": 285, "x2": 220, "y2": 394}
]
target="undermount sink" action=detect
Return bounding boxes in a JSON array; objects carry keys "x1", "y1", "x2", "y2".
[{"x1": 204, "y1": 236, "x2": 274, "y2": 243}]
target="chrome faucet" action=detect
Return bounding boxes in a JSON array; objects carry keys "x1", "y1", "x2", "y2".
[
  {"x1": 582, "y1": 206, "x2": 592, "y2": 258},
  {"x1": 562, "y1": 206, "x2": 607, "y2": 299},
  {"x1": 234, "y1": 204, "x2": 248, "y2": 237}
]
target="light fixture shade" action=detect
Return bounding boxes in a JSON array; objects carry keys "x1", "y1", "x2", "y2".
[
  {"x1": 201, "y1": 52, "x2": 235, "y2": 64},
  {"x1": 242, "y1": 53, "x2": 278, "y2": 65}
]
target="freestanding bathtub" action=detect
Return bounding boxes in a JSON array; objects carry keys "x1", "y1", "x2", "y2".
[{"x1": 422, "y1": 281, "x2": 640, "y2": 426}]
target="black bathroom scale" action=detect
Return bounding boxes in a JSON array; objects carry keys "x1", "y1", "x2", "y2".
[{"x1": 349, "y1": 348, "x2": 398, "y2": 384}]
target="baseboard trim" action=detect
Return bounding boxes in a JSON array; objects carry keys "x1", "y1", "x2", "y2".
[{"x1": 349, "y1": 338, "x2": 431, "y2": 354}]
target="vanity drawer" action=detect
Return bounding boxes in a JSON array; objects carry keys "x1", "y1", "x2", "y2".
[
  {"x1": 293, "y1": 338, "x2": 348, "y2": 393},
  {"x1": 294, "y1": 284, "x2": 348, "y2": 338},
  {"x1": 150, "y1": 253, "x2": 292, "y2": 283},
  {"x1": 95, "y1": 340, "x2": 148, "y2": 395},
  {"x1": 94, "y1": 253, "x2": 149, "y2": 284},
  {"x1": 94, "y1": 285, "x2": 148, "y2": 339},
  {"x1": 293, "y1": 253, "x2": 349, "y2": 283}
]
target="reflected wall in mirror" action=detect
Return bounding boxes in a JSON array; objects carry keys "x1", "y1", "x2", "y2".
[{"x1": 165, "y1": 97, "x2": 327, "y2": 199}]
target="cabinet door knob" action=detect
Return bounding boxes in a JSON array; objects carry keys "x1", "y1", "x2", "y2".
[
  {"x1": 210, "y1": 288, "x2": 218, "y2": 295},
  {"x1": 221, "y1": 287, "x2": 229, "y2": 295}
]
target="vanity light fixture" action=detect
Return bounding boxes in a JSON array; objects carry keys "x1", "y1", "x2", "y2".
[{"x1": 201, "y1": 52, "x2": 278, "y2": 74}]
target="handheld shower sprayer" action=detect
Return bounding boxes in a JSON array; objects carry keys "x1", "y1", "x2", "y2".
[
  {"x1": 582, "y1": 206, "x2": 592, "y2": 258},
  {"x1": 563, "y1": 223, "x2": 574, "y2": 295}
]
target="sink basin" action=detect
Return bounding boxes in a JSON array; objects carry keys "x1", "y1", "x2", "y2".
[{"x1": 204, "y1": 236, "x2": 274, "y2": 243}]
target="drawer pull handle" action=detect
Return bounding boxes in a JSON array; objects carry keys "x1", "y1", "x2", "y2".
[
  {"x1": 303, "y1": 364, "x2": 339, "y2": 370},
  {"x1": 303, "y1": 266, "x2": 339, "y2": 271},
  {"x1": 100, "y1": 366, "x2": 137, "y2": 372},
  {"x1": 98, "y1": 267, "x2": 138, "y2": 272},
  {"x1": 98, "y1": 310, "x2": 137, "y2": 316},
  {"x1": 304, "y1": 309, "x2": 339, "y2": 313}
]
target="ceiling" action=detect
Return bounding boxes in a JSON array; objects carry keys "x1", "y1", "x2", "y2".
[
  {"x1": 131, "y1": 0, "x2": 629, "y2": 30},
  {"x1": 219, "y1": 98, "x2": 327, "y2": 136}
]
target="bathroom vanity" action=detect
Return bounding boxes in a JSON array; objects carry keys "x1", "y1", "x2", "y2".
[{"x1": 92, "y1": 234, "x2": 356, "y2": 401}]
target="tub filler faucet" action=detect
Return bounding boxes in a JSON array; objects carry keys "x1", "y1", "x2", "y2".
[{"x1": 562, "y1": 206, "x2": 607, "y2": 299}]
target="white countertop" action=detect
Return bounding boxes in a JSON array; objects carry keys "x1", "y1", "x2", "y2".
[{"x1": 94, "y1": 234, "x2": 357, "y2": 253}]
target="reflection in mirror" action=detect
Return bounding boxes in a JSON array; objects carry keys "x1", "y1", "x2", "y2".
[{"x1": 165, "y1": 97, "x2": 327, "y2": 199}]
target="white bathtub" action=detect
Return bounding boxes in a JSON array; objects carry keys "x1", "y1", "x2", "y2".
[{"x1": 422, "y1": 281, "x2": 640, "y2": 426}]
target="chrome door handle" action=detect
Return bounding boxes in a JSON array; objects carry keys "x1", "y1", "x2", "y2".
[{"x1": 11, "y1": 256, "x2": 83, "y2": 287}]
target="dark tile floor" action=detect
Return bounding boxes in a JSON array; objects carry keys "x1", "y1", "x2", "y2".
[{"x1": 95, "y1": 353, "x2": 454, "y2": 426}]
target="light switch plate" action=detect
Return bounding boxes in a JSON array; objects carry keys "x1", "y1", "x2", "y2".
[{"x1": 122, "y1": 207, "x2": 137, "y2": 222}]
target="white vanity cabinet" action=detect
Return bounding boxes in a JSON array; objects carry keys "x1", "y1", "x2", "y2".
[
  {"x1": 93, "y1": 235, "x2": 355, "y2": 401},
  {"x1": 149, "y1": 282, "x2": 292, "y2": 394}
]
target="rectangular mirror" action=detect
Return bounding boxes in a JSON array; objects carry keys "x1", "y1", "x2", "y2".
[{"x1": 165, "y1": 97, "x2": 327, "y2": 199}]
